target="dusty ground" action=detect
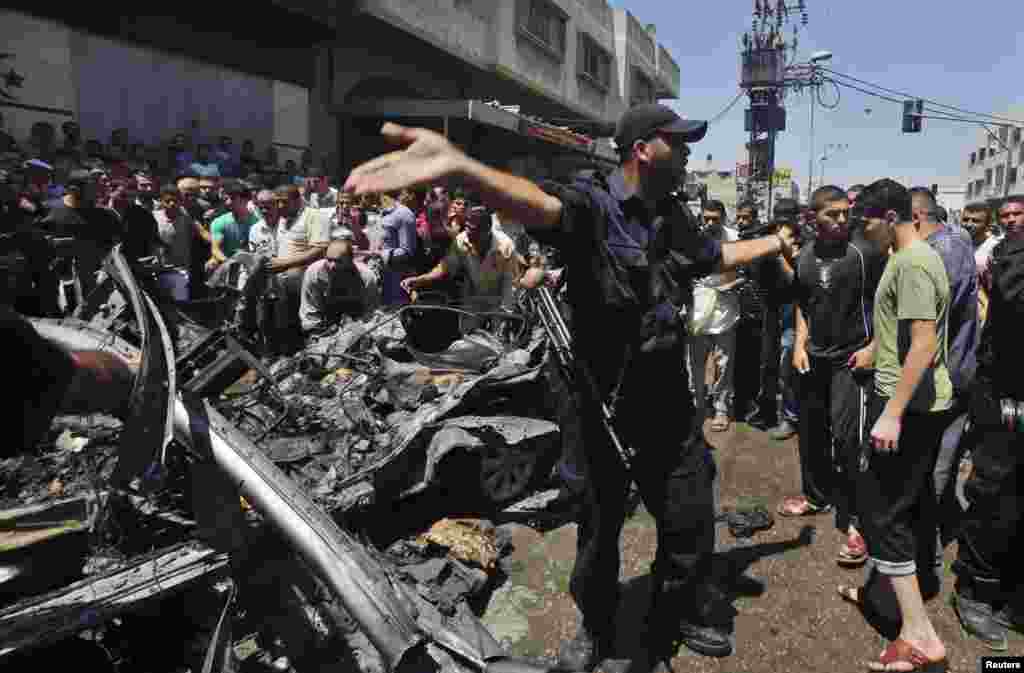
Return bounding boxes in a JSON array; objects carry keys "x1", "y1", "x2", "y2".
[{"x1": 480, "y1": 420, "x2": 1024, "y2": 673}]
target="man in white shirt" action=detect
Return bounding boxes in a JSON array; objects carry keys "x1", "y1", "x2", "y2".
[
  {"x1": 264, "y1": 184, "x2": 332, "y2": 349},
  {"x1": 299, "y1": 240, "x2": 369, "y2": 334},
  {"x1": 962, "y1": 202, "x2": 1002, "y2": 324},
  {"x1": 249, "y1": 189, "x2": 279, "y2": 256},
  {"x1": 153, "y1": 184, "x2": 195, "y2": 301},
  {"x1": 400, "y1": 202, "x2": 520, "y2": 312},
  {"x1": 686, "y1": 200, "x2": 742, "y2": 432}
]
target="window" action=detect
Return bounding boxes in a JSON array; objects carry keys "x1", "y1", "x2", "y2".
[
  {"x1": 1014, "y1": 127, "x2": 1022, "y2": 146},
  {"x1": 975, "y1": 178, "x2": 985, "y2": 195},
  {"x1": 1000, "y1": 126, "x2": 1009, "y2": 144},
  {"x1": 966, "y1": 183, "x2": 973, "y2": 198},
  {"x1": 985, "y1": 168, "x2": 993, "y2": 186},
  {"x1": 1010, "y1": 166, "x2": 1019, "y2": 185},
  {"x1": 518, "y1": 0, "x2": 567, "y2": 59},
  {"x1": 577, "y1": 32, "x2": 611, "y2": 91},
  {"x1": 970, "y1": 151, "x2": 976, "y2": 166},
  {"x1": 1019, "y1": 144, "x2": 1024, "y2": 165},
  {"x1": 631, "y1": 69, "x2": 655, "y2": 106},
  {"x1": 995, "y1": 164, "x2": 1004, "y2": 187}
]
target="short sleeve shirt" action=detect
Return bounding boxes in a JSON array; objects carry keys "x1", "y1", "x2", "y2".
[
  {"x1": 443, "y1": 229, "x2": 520, "y2": 309},
  {"x1": 793, "y1": 234, "x2": 887, "y2": 364},
  {"x1": 535, "y1": 169, "x2": 721, "y2": 390},
  {"x1": 277, "y1": 207, "x2": 331, "y2": 258},
  {"x1": 211, "y1": 211, "x2": 261, "y2": 257},
  {"x1": 873, "y1": 239, "x2": 953, "y2": 412}
]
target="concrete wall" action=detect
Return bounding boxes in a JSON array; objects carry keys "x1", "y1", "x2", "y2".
[
  {"x1": 0, "y1": 12, "x2": 77, "y2": 142},
  {"x1": 354, "y1": 0, "x2": 676, "y2": 124},
  {"x1": 359, "y1": 0, "x2": 497, "y2": 66},
  {"x1": 1, "y1": 9, "x2": 308, "y2": 168},
  {"x1": 72, "y1": 32, "x2": 277, "y2": 149}
]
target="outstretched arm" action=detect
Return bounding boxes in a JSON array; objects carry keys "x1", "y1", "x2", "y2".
[{"x1": 343, "y1": 124, "x2": 563, "y2": 231}]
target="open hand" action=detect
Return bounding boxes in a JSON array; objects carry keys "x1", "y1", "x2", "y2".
[{"x1": 343, "y1": 123, "x2": 467, "y2": 196}]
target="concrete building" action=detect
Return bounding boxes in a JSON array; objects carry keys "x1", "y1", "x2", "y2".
[
  {"x1": 961, "y1": 103, "x2": 1024, "y2": 206},
  {"x1": 1, "y1": 1, "x2": 682, "y2": 181}
]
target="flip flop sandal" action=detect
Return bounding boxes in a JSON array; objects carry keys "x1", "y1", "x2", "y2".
[
  {"x1": 776, "y1": 496, "x2": 832, "y2": 517},
  {"x1": 868, "y1": 639, "x2": 947, "y2": 673},
  {"x1": 837, "y1": 534, "x2": 868, "y2": 567}
]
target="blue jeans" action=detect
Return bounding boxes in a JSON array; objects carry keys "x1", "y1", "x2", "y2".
[{"x1": 780, "y1": 327, "x2": 799, "y2": 423}]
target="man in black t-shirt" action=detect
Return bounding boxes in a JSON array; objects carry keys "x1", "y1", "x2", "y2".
[
  {"x1": 1, "y1": 304, "x2": 135, "y2": 458},
  {"x1": 777, "y1": 185, "x2": 887, "y2": 567},
  {"x1": 340, "y1": 104, "x2": 800, "y2": 672},
  {"x1": 40, "y1": 170, "x2": 123, "y2": 306}
]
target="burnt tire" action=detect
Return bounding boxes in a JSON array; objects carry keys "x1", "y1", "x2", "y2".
[{"x1": 478, "y1": 442, "x2": 540, "y2": 506}]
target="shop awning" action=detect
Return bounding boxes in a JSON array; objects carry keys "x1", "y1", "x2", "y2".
[{"x1": 336, "y1": 99, "x2": 617, "y2": 163}]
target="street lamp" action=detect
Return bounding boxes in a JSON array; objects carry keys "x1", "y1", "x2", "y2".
[
  {"x1": 805, "y1": 50, "x2": 833, "y2": 201},
  {"x1": 817, "y1": 142, "x2": 848, "y2": 190}
]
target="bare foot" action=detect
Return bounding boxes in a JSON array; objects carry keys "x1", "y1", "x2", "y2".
[{"x1": 866, "y1": 637, "x2": 946, "y2": 672}]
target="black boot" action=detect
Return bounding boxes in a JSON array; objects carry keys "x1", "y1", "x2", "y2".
[
  {"x1": 649, "y1": 573, "x2": 733, "y2": 659},
  {"x1": 993, "y1": 586, "x2": 1024, "y2": 634},
  {"x1": 952, "y1": 577, "x2": 1007, "y2": 651},
  {"x1": 557, "y1": 624, "x2": 613, "y2": 672}
]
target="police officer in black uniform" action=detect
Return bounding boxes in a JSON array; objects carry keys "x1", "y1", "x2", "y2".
[
  {"x1": 952, "y1": 194, "x2": 1024, "y2": 651},
  {"x1": 341, "y1": 104, "x2": 799, "y2": 672}
]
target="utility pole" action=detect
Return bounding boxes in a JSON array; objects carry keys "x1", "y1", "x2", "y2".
[
  {"x1": 740, "y1": 0, "x2": 809, "y2": 217},
  {"x1": 807, "y1": 85, "x2": 815, "y2": 198}
]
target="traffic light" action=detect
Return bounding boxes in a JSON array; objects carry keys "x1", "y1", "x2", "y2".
[{"x1": 902, "y1": 99, "x2": 923, "y2": 133}]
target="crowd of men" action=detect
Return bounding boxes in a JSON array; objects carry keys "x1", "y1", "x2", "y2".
[
  {"x1": 1, "y1": 115, "x2": 554, "y2": 354},
  {"x1": 3, "y1": 102, "x2": 1024, "y2": 672}
]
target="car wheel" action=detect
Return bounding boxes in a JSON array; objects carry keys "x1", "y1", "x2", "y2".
[{"x1": 478, "y1": 443, "x2": 538, "y2": 505}]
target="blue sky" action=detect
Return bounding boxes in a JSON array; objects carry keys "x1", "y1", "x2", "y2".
[{"x1": 618, "y1": 0, "x2": 1024, "y2": 192}]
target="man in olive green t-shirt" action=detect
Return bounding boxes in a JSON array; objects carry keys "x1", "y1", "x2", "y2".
[{"x1": 841, "y1": 179, "x2": 957, "y2": 671}]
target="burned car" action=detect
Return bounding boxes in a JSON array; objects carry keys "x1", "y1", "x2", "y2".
[{"x1": 1, "y1": 247, "x2": 568, "y2": 673}]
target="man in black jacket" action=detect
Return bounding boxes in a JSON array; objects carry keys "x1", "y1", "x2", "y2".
[
  {"x1": 340, "y1": 104, "x2": 799, "y2": 672},
  {"x1": 952, "y1": 194, "x2": 1024, "y2": 651}
]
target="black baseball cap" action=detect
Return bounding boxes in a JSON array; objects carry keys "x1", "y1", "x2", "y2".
[{"x1": 613, "y1": 103, "x2": 708, "y2": 152}]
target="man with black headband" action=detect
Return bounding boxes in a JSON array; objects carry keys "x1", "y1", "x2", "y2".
[{"x1": 342, "y1": 103, "x2": 798, "y2": 671}]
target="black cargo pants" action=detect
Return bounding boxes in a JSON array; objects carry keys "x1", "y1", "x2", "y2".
[{"x1": 569, "y1": 342, "x2": 717, "y2": 639}]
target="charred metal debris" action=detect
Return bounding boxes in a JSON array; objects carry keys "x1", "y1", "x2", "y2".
[{"x1": 1, "y1": 246, "x2": 569, "y2": 673}]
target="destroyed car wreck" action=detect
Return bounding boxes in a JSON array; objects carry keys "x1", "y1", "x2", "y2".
[{"x1": 1, "y1": 247, "x2": 569, "y2": 673}]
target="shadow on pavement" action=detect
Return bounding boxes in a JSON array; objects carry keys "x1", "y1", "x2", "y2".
[{"x1": 609, "y1": 524, "x2": 817, "y2": 661}]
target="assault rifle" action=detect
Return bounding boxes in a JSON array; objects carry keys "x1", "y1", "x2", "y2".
[{"x1": 528, "y1": 285, "x2": 636, "y2": 473}]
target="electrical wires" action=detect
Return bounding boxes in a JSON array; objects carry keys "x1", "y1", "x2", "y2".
[
  {"x1": 820, "y1": 67, "x2": 1024, "y2": 127},
  {"x1": 708, "y1": 90, "x2": 745, "y2": 125}
]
